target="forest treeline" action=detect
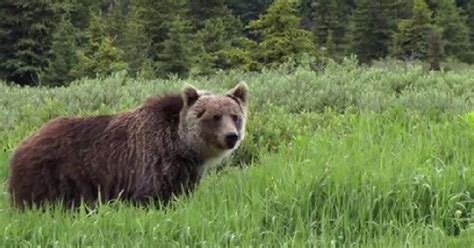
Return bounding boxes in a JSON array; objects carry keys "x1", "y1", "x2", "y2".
[{"x1": 0, "y1": 0, "x2": 473, "y2": 86}]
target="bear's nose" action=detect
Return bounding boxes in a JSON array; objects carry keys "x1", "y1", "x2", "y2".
[{"x1": 224, "y1": 133, "x2": 239, "y2": 149}]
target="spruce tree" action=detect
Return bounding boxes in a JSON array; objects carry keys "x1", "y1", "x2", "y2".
[
  {"x1": 194, "y1": 7, "x2": 250, "y2": 74},
  {"x1": 0, "y1": 0, "x2": 17, "y2": 82},
  {"x1": 312, "y1": 0, "x2": 350, "y2": 60},
  {"x1": 427, "y1": 26, "x2": 444, "y2": 71},
  {"x1": 67, "y1": 0, "x2": 103, "y2": 30},
  {"x1": 247, "y1": 0, "x2": 317, "y2": 68},
  {"x1": 42, "y1": 16, "x2": 79, "y2": 86},
  {"x1": 390, "y1": 0, "x2": 433, "y2": 60},
  {"x1": 0, "y1": 0, "x2": 57, "y2": 85},
  {"x1": 188, "y1": 0, "x2": 227, "y2": 27},
  {"x1": 324, "y1": 30, "x2": 337, "y2": 58},
  {"x1": 93, "y1": 36, "x2": 128, "y2": 77},
  {"x1": 226, "y1": 0, "x2": 273, "y2": 24},
  {"x1": 312, "y1": 1, "x2": 346, "y2": 44},
  {"x1": 434, "y1": 0, "x2": 470, "y2": 61},
  {"x1": 70, "y1": 11, "x2": 128, "y2": 79},
  {"x1": 348, "y1": 0, "x2": 402, "y2": 63},
  {"x1": 123, "y1": 3, "x2": 154, "y2": 77},
  {"x1": 156, "y1": 15, "x2": 195, "y2": 78},
  {"x1": 466, "y1": 3, "x2": 474, "y2": 63},
  {"x1": 105, "y1": 0, "x2": 128, "y2": 49},
  {"x1": 138, "y1": 0, "x2": 188, "y2": 63}
]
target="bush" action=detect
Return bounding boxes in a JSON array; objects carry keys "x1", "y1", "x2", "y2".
[{"x1": 1, "y1": 62, "x2": 473, "y2": 161}]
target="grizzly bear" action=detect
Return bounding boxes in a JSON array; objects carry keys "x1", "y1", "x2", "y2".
[{"x1": 7, "y1": 82, "x2": 248, "y2": 209}]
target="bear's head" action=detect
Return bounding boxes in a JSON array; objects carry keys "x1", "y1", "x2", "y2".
[{"x1": 178, "y1": 82, "x2": 248, "y2": 162}]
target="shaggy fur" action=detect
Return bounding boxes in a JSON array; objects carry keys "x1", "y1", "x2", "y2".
[{"x1": 7, "y1": 83, "x2": 248, "y2": 209}]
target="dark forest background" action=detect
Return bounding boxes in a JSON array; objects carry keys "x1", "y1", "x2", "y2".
[{"x1": 1, "y1": 0, "x2": 473, "y2": 86}]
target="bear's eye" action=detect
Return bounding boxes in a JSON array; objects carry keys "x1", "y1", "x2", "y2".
[
  {"x1": 197, "y1": 109, "x2": 206, "y2": 118},
  {"x1": 213, "y1": 114, "x2": 222, "y2": 121},
  {"x1": 231, "y1": 114, "x2": 239, "y2": 122}
]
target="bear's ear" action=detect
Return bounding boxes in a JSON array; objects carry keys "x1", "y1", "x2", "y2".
[
  {"x1": 182, "y1": 84, "x2": 200, "y2": 107},
  {"x1": 227, "y1": 81, "x2": 248, "y2": 104}
]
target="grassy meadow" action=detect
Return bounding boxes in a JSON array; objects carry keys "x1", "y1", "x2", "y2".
[{"x1": 1, "y1": 59, "x2": 474, "y2": 247}]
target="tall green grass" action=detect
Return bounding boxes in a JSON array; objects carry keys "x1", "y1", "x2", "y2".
[
  {"x1": 1, "y1": 112, "x2": 473, "y2": 247},
  {"x1": 1, "y1": 60, "x2": 474, "y2": 246}
]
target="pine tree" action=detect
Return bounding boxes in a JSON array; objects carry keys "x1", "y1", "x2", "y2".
[
  {"x1": 390, "y1": 0, "x2": 433, "y2": 60},
  {"x1": 105, "y1": 0, "x2": 128, "y2": 49},
  {"x1": 348, "y1": 0, "x2": 403, "y2": 63},
  {"x1": 312, "y1": 0, "x2": 344, "y2": 44},
  {"x1": 138, "y1": 0, "x2": 188, "y2": 63},
  {"x1": 247, "y1": 0, "x2": 317, "y2": 68},
  {"x1": 299, "y1": 0, "x2": 314, "y2": 29},
  {"x1": 226, "y1": 0, "x2": 273, "y2": 24},
  {"x1": 42, "y1": 16, "x2": 79, "y2": 86},
  {"x1": 93, "y1": 36, "x2": 128, "y2": 77},
  {"x1": 324, "y1": 30, "x2": 337, "y2": 58},
  {"x1": 67, "y1": 0, "x2": 103, "y2": 30},
  {"x1": 123, "y1": 3, "x2": 154, "y2": 77},
  {"x1": 0, "y1": 1, "x2": 17, "y2": 82},
  {"x1": 70, "y1": 11, "x2": 128, "y2": 79},
  {"x1": 156, "y1": 15, "x2": 195, "y2": 78},
  {"x1": 434, "y1": 0, "x2": 470, "y2": 61},
  {"x1": 427, "y1": 26, "x2": 444, "y2": 71},
  {"x1": 0, "y1": 0, "x2": 57, "y2": 85},
  {"x1": 188, "y1": 0, "x2": 227, "y2": 27},
  {"x1": 312, "y1": 0, "x2": 350, "y2": 60},
  {"x1": 466, "y1": 3, "x2": 474, "y2": 63},
  {"x1": 194, "y1": 7, "x2": 250, "y2": 74}
]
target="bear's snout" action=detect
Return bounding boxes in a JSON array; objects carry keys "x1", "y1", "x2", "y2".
[{"x1": 224, "y1": 133, "x2": 239, "y2": 149}]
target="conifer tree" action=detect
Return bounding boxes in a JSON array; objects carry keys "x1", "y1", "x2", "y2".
[
  {"x1": 466, "y1": 3, "x2": 474, "y2": 63},
  {"x1": 226, "y1": 0, "x2": 273, "y2": 24},
  {"x1": 70, "y1": 11, "x2": 128, "y2": 79},
  {"x1": 93, "y1": 36, "x2": 128, "y2": 77},
  {"x1": 189, "y1": 0, "x2": 227, "y2": 27},
  {"x1": 348, "y1": 0, "x2": 402, "y2": 63},
  {"x1": 42, "y1": 16, "x2": 78, "y2": 86},
  {"x1": 156, "y1": 15, "x2": 195, "y2": 78},
  {"x1": 247, "y1": 0, "x2": 317, "y2": 68},
  {"x1": 312, "y1": 0, "x2": 351, "y2": 60},
  {"x1": 390, "y1": 0, "x2": 433, "y2": 60},
  {"x1": 123, "y1": 3, "x2": 155, "y2": 77},
  {"x1": 427, "y1": 27, "x2": 444, "y2": 71},
  {"x1": 312, "y1": 1, "x2": 346, "y2": 43},
  {"x1": 434, "y1": 0, "x2": 470, "y2": 61},
  {"x1": 194, "y1": 7, "x2": 250, "y2": 74},
  {"x1": 138, "y1": 0, "x2": 188, "y2": 63},
  {"x1": 324, "y1": 30, "x2": 337, "y2": 58},
  {"x1": 105, "y1": 0, "x2": 128, "y2": 49},
  {"x1": 0, "y1": 0, "x2": 57, "y2": 85}
]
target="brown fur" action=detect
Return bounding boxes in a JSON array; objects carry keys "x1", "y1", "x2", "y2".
[{"x1": 7, "y1": 83, "x2": 248, "y2": 209}]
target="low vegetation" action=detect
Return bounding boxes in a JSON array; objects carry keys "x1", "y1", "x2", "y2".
[{"x1": 1, "y1": 60, "x2": 474, "y2": 246}]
